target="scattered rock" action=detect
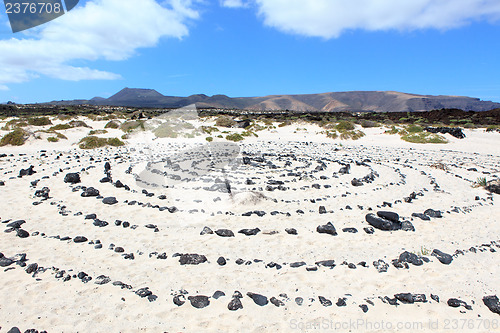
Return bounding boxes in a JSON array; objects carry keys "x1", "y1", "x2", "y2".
[
  {"x1": 73, "y1": 236, "x2": 88, "y2": 243},
  {"x1": 228, "y1": 297, "x2": 243, "y2": 311},
  {"x1": 316, "y1": 222, "x2": 337, "y2": 236},
  {"x1": 188, "y1": 295, "x2": 210, "y2": 309},
  {"x1": 200, "y1": 226, "x2": 213, "y2": 235},
  {"x1": 247, "y1": 292, "x2": 268, "y2": 306},
  {"x1": 238, "y1": 228, "x2": 261, "y2": 236},
  {"x1": 215, "y1": 229, "x2": 235, "y2": 237},
  {"x1": 102, "y1": 197, "x2": 118, "y2": 205},
  {"x1": 483, "y1": 295, "x2": 500, "y2": 315},
  {"x1": 64, "y1": 173, "x2": 80, "y2": 184},
  {"x1": 179, "y1": 254, "x2": 207, "y2": 265},
  {"x1": 431, "y1": 249, "x2": 453, "y2": 265}
]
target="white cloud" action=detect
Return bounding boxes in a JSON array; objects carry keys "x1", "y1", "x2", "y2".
[
  {"x1": 220, "y1": 0, "x2": 247, "y2": 8},
  {"x1": 0, "y1": 0, "x2": 199, "y2": 88},
  {"x1": 254, "y1": 0, "x2": 500, "y2": 38}
]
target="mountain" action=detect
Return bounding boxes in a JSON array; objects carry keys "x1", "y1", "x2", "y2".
[{"x1": 48, "y1": 88, "x2": 500, "y2": 112}]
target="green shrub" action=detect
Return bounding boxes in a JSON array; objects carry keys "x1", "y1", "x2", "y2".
[
  {"x1": 226, "y1": 133, "x2": 244, "y2": 142},
  {"x1": 47, "y1": 137, "x2": 59, "y2": 142},
  {"x1": 107, "y1": 137, "x2": 125, "y2": 147},
  {"x1": 206, "y1": 136, "x2": 213, "y2": 142},
  {"x1": 336, "y1": 121, "x2": 355, "y2": 131},
  {"x1": 201, "y1": 126, "x2": 219, "y2": 134},
  {"x1": 3, "y1": 118, "x2": 28, "y2": 130},
  {"x1": 55, "y1": 132, "x2": 67, "y2": 140},
  {"x1": 401, "y1": 132, "x2": 448, "y2": 144},
  {"x1": 324, "y1": 130, "x2": 338, "y2": 139},
  {"x1": 28, "y1": 117, "x2": 52, "y2": 126},
  {"x1": 50, "y1": 123, "x2": 72, "y2": 131},
  {"x1": 0, "y1": 129, "x2": 29, "y2": 146},
  {"x1": 88, "y1": 129, "x2": 108, "y2": 135},
  {"x1": 68, "y1": 120, "x2": 89, "y2": 128},
  {"x1": 104, "y1": 121, "x2": 120, "y2": 129},
  {"x1": 215, "y1": 116, "x2": 236, "y2": 128},
  {"x1": 216, "y1": 134, "x2": 223, "y2": 138},
  {"x1": 406, "y1": 124, "x2": 423, "y2": 133},
  {"x1": 463, "y1": 122, "x2": 475, "y2": 129},
  {"x1": 79, "y1": 136, "x2": 124, "y2": 149},
  {"x1": 476, "y1": 177, "x2": 487, "y2": 187},
  {"x1": 360, "y1": 120, "x2": 380, "y2": 128},
  {"x1": 385, "y1": 126, "x2": 400, "y2": 135},
  {"x1": 339, "y1": 130, "x2": 365, "y2": 140},
  {"x1": 120, "y1": 120, "x2": 144, "y2": 132}
]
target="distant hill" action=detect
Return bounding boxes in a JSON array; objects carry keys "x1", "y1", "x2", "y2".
[{"x1": 48, "y1": 88, "x2": 500, "y2": 112}]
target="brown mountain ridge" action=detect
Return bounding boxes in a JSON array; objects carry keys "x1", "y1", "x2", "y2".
[{"x1": 49, "y1": 88, "x2": 500, "y2": 112}]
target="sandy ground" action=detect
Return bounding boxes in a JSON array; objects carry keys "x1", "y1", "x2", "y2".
[{"x1": 0, "y1": 115, "x2": 499, "y2": 332}]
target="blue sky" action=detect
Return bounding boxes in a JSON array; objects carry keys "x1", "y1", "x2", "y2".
[{"x1": 1, "y1": 0, "x2": 500, "y2": 103}]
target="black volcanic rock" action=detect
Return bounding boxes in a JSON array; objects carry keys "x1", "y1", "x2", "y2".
[
  {"x1": 64, "y1": 173, "x2": 80, "y2": 184},
  {"x1": 215, "y1": 229, "x2": 234, "y2": 237},
  {"x1": 365, "y1": 213, "x2": 400, "y2": 231},
  {"x1": 431, "y1": 249, "x2": 453, "y2": 265},
  {"x1": 188, "y1": 295, "x2": 210, "y2": 309},
  {"x1": 483, "y1": 295, "x2": 500, "y2": 315},
  {"x1": 424, "y1": 127, "x2": 465, "y2": 139},
  {"x1": 247, "y1": 292, "x2": 268, "y2": 306},
  {"x1": 179, "y1": 254, "x2": 207, "y2": 265},
  {"x1": 316, "y1": 222, "x2": 337, "y2": 235}
]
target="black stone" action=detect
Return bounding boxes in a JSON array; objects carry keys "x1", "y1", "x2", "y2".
[
  {"x1": 136, "y1": 287, "x2": 153, "y2": 298},
  {"x1": 377, "y1": 211, "x2": 399, "y2": 222},
  {"x1": 316, "y1": 222, "x2": 337, "y2": 236},
  {"x1": 217, "y1": 256, "x2": 227, "y2": 266},
  {"x1": 179, "y1": 254, "x2": 207, "y2": 265},
  {"x1": 483, "y1": 295, "x2": 500, "y2": 315},
  {"x1": 188, "y1": 295, "x2": 210, "y2": 308},
  {"x1": 247, "y1": 292, "x2": 268, "y2": 306},
  {"x1": 432, "y1": 249, "x2": 453, "y2": 265},
  {"x1": 285, "y1": 228, "x2": 297, "y2": 235},
  {"x1": 424, "y1": 209, "x2": 442, "y2": 218},
  {"x1": 228, "y1": 297, "x2": 243, "y2": 311},
  {"x1": 270, "y1": 297, "x2": 285, "y2": 307},
  {"x1": 64, "y1": 173, "x2": 80, "y2": 184},
  {"x1": 319, "y1": 296, "x2": 332, "y2": 307},
  {"x1": 16, "y1": 229, "x2": 29, "y2": 238},
  {"x1": 81, "y1": 187, "x2": 99, "y2": 197},
  {"x1": 412, "y1": 213, "x2": 431, "y2": 221},
  {"x1": 102, "y1": 197, "x2": 118, "y2": 205},
  {"x1": 238, "y1": 228, "x2": 261, "y2": 236},
  {"x1": 213, "y1": 291, "x2": 225, "y2": 299},
  {"x1": 398, "y1": 251, "x2": 423, "y2": 266},
  {"x1": 290, "y1": 262, "x2": 306, "y2": 268},
  {"x1": 173, "y1": 295, "x2": 185, "y2": 306},
  {"x1": 73, "y1": 236, "x2": 88, "y2": 243},
  {"x1": 26, "y1": 263, "x2": 38, "y2": 274},
  {"x1": 215, "y1": 229, "x2": 235, "y2": 237},
  {"x1": 336, "y1": 298, "x2": 347, "y2": 307},
  {"x1": 365, "y1": 213, "x2": 400, "y2": 231}
]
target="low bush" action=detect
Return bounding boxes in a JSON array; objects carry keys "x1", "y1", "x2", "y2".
[
  {"x1": 104, "y1": 121, "x2": 120, "y2": 129},
  {"x1": 226, "y1": 133, "x2": 244, "y2": 142},
  {"x1": 28, "y1": 117, "x2": 52, "y2": 126},
  {"x1": 336, "y1": 121, "x2": 355, "y2": 131},
  {"x1": 0, "y1": 129, "x2": 29, "y2": 146},
  {"x1": 215, "y1": 116, "x2": 236, "y2": 128},
  {"x1": 47, "y1": 137, "x2": 59, "y2": 142},
  {"x1": 79, "y1": 136, "x2": 124, "y2": 149},
  {"x1": 401, "y1": 132, "x2": 448, "y2": 144}
]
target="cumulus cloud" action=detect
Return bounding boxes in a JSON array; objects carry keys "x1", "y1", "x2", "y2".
[
  {"x1": 254, "y1": 0, "x2": 500, "y2": 38},
  {"x1": 0, "y1": 0, "x2": 199, "y2": 88},
  {"x1": 220, "y1": 0, "x2": 248, "y2": 8}
]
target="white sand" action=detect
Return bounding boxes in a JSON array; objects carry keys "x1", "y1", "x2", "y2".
[{"x1": 0, "y1": 116, "x2": 499, "y2": 332}]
